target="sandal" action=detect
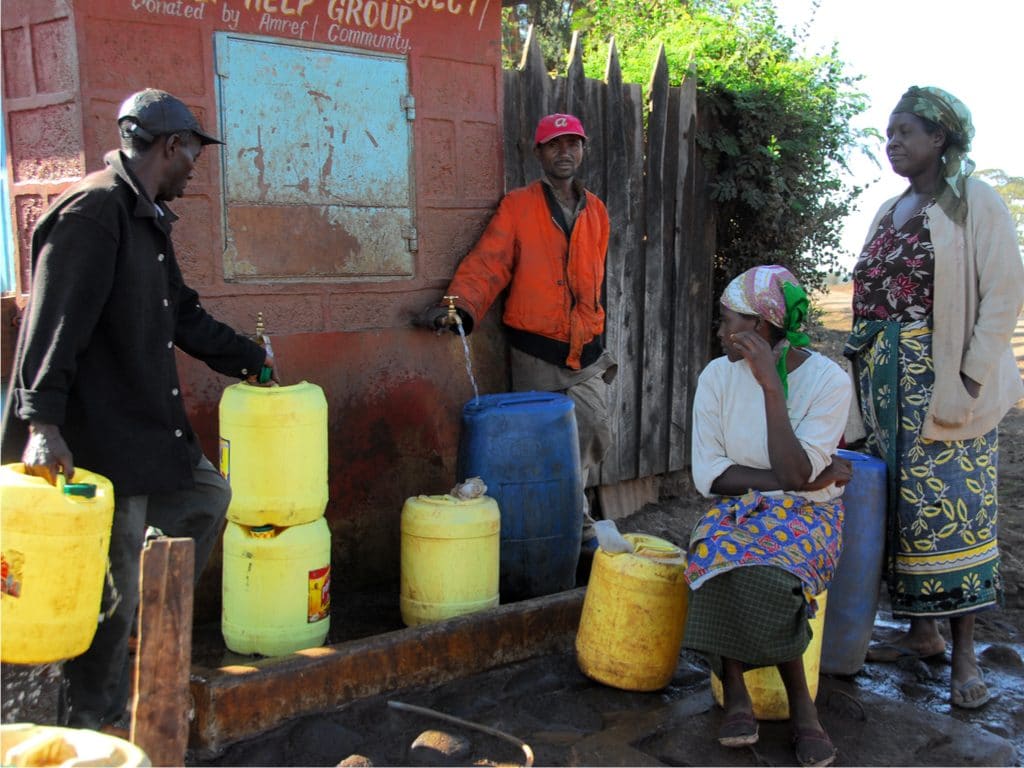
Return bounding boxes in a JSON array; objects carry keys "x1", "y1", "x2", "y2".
[
  {"x1": 717, "y1": 710, "x2": 758, "y2": 747},
  {"x1": 865, "y1": 641, "x2": 946, "y2": 663},
  {"x1": 950, "y1": 675, "x2": 992, "y2": 709},
  {"x1": 792, "y1": 726, "x2": 836, "y2": 768}
]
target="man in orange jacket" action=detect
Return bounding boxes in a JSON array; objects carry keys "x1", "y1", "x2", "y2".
[{"x1": 418, "y1": 113, "x2": 616, "y2": 531}]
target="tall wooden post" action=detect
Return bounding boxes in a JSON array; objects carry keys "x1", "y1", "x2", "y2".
[{"x1": 130, "y1": 538, "x2": 195, "y2": 766}]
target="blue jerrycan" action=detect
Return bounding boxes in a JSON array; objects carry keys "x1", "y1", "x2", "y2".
[
  {"x1": 457, "y1": 391, "x2": 583, "y2": 601},
  {"x1": 821, "y1": 448, "x2": 887, "y2": 675}
]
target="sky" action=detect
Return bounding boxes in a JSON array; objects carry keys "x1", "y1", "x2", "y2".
[{"x1": 773, "y1": 0, "x2": 1023, "y2": 272}]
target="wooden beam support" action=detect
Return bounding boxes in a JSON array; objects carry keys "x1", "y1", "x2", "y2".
[{"x1": 131, "y1": 537, "x2": 195, "y2": 767}]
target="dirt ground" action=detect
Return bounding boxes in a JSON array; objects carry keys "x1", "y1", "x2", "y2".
[{"x1": 193, "y1": 284, "x2": 1024, "y2": 767}]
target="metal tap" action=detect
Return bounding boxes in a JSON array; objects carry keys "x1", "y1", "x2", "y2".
[
  {"x1": 254, "y1": 312, "x2": 274, "y2": 384},
  {"x1": 442, "y1": 295, "x2": 462, "y2": 327},
  {"x1": 255, "y1": 312, "x2": 266, "y2": 345}
]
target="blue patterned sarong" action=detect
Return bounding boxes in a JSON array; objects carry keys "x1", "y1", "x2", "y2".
[
  {"x1": 845, "y1": 319, "x2": 1001, "y2": 616},
  {"x1": 684, "y1": 491, "x2": 843, "y2": 617}
]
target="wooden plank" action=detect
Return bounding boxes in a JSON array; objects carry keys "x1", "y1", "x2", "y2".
[
  {"x1": 579, "y1": 71, "x2": 606, "y2": 201},
  {"x1": 520, "y1": 25, "x2": 549, "y2": 185},
  {"x1": 596, "y1": 41, "x2": 642, "y2": 484},
  {"x1": 615, "y1": 80, "x2": 646, "y2": 483},
  {"x1": 596, "y1": 41, "x2": 627, "y2": 485},
  {"x1": 668, "y1": 72, "x2": 699, "y2": 472},
  {"x1": 564, "y1": 30, "x2": 585, "y2": 118},
  {"x1": 502, "y1": 69, "x2": 526, "y2": 191},
  {"x1": 503, "y1": 25, "x2": 550, "y2": 189},
  {"x1": 683, "y1": 104, "x2": 718, "y2": 465},
  {"x1": 131, "y1": 537, "x2": 195, "y2": 767},
  {"x1": 638, "y1": 47, "x2": 670, "y2": 478}
]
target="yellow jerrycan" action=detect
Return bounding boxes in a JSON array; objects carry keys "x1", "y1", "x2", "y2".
[
  {"x1": 219, "y1": 380, "x2": 328, "y2": 527},
  {"x1": 0, "y1": 723, "x2": 150, "y2": 767},
  {"x1": 711, "y1": 591, "x2": 829, "y2": 719},
  {"x1": 222, "y1": 518, "x2": 331, "y2": 656},
  {"x1": 576, "y1": 533, "x2": 689, "y2": 691},
  {"x1": 400, "y1": 493, "x2": 500, "y2": 626},
  {"x1": 1, "y1": 464, "x2": 114, "y2": 664}
]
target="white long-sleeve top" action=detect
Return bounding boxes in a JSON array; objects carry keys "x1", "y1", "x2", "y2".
[{"x1": 691, "y1": 350, "x2": 853, "y2": 503}]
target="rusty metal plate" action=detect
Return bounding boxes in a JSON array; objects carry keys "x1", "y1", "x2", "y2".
[{"x1": 215, "y1": 34, "x2": 414, "y2": 280}]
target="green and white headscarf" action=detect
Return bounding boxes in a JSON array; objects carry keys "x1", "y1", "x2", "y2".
[
  {"x1": 892, "y1": 85, "x2": 975, "y2": 225},
  {"x1": 721, "y1": 265, "x2": 810, "y2": 398}
]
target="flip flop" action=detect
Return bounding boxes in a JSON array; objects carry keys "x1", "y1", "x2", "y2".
[
  {"x1": 792, "y1": 726, "x2": 836, "y2": 768},
  {"x1": 864, "y1": 641, "x2": 946, "y2": 663},
  {"x1": 717, "y1": 711, "x2": 758, "y2": 747},
  {"x1": 951, "y1": 676, "x2": 992, "y2": 709}
]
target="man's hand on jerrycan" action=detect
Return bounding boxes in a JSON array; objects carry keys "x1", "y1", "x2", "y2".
[{"x1": 22, "y1": 421, "x2": 75, "y2": 486}]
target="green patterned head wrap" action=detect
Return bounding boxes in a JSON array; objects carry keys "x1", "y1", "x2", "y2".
[{"x1": 892, "y1": 85, "x2": 975, "y2": 225}]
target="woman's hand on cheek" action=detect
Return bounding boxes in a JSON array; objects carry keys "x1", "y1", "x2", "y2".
[{"x1": 731, "y1": 330, "x2": 781, "y2": 391}]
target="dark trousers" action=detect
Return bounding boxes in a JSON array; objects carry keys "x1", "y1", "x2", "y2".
[{"x1": 62, "y1": 455, "x2": 229, "y2": 728}]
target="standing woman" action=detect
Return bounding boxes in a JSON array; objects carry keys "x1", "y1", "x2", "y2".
[
  {"x1": 685, "y1": 265, "x2": 852, "y2": 768},
  {"x1": 847, "y1": 86, "x2": 1023, "y2": 708}
]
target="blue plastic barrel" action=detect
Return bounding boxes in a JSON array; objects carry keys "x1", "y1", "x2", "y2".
[
  {"x1": 457, "y1": 391, "x2": 583, "y2": 601},
  {"x1": 821, "y1": 448, "x2": 887, "y2": 675}
]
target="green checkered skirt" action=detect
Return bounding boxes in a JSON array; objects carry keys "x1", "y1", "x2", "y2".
[{"x1": 683, "y1": 565, "x2": 811, "y2": 677}]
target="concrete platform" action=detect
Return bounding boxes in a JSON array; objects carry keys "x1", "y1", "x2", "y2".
[{"x1": 188, "y1": 588, "x2": 585, "y2": 754}]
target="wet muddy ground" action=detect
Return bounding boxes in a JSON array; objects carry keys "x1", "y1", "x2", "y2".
[{"x1": 190, "y1": 594, "x2": 1024, "y2": 767}]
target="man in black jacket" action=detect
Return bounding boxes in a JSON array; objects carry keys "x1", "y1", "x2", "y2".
[{"x1": 1, "y1": 89, "x2": 271, "y2": 730}]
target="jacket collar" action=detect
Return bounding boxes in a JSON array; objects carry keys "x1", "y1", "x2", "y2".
[
  {"x1": 104, "y1": 149, "x2": 179, "y2": 225},
  {"x1": 540, "y1": 175, "x2": 587, "y2": 210}
]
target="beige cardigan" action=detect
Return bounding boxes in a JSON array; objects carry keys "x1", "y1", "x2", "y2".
[{"x1": 863, "y1": 177, "x2": 1024, "y2": 440}]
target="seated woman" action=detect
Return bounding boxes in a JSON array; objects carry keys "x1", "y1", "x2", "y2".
[{"x1": 683, "y1": 265, "x2": 853, "y2": 768}]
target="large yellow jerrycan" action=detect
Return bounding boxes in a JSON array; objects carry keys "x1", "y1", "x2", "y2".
[
  {"x1": 576, "y1": 533, "x2": 689, "y2": 691},
  {"x1": 219, "y1": 381, "x2": 328, "y2": 527},
  {"x1": 400, "y1": 494, "x2": 500, "y2": 626},
  {"x1": 222, "y1": 518, "x2": 331, "y2": 656},
  {"x1": 1, "y1": 723, "x2": 150, "y2": 767},
  {"x1": 1, "y1": 464, "x2": 114, "y2": 664},
  {"x1": 711, "y1": 591, "x2": 828, "y2": 719}
]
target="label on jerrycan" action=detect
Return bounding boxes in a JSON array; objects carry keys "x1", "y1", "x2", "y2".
[
  {"x1": 308, "y1": 565, "x2": 331, "y2": 622},
  {"x1": 1, "y1": 550, "x2": 24, "y2": 598}
]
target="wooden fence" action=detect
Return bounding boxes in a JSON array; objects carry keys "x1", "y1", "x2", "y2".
[{"x1": 503, "y1": 29, "x2": 717, "y2": 486}]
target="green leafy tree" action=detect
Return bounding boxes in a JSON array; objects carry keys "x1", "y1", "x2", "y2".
[
  {"x1": 502, "y1": 1, "x2": 579, "y2": 71},
  {"x1": 523, "y1": 0, "x2": 874, "y2": 294},
  {"x1": 976, "y1": 169, "x2": 1024, "y2": 248}
]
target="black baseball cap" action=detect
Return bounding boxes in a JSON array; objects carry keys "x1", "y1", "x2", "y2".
[{"x1": 117, "y1": 88, "x2": 223, "y2": 145}]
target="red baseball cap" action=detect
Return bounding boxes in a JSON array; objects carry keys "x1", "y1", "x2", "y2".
[{"x1": 534, "y1": 113, "x2": 587, "y2": 146}]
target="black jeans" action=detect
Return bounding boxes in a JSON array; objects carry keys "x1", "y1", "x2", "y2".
[{"x1": 62, "y1": 455, "x2": 229, "y2": 728}]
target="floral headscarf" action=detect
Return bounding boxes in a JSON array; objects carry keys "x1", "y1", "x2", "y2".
[
  {"x1": 892, "y1": 85, "x2": 975, "y2": 225},
  {"x1": 721, "y1": 265, "x2": 809, "y2": 398}
]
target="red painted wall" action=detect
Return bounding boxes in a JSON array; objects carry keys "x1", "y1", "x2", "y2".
[{"x1": 2, "y1": 0, "x2": 510, "y2": 596}]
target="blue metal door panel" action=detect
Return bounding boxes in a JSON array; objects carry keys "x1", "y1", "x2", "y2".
[{"x1": 215, "y1": 35, "x2": 414, "y2": 280}]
